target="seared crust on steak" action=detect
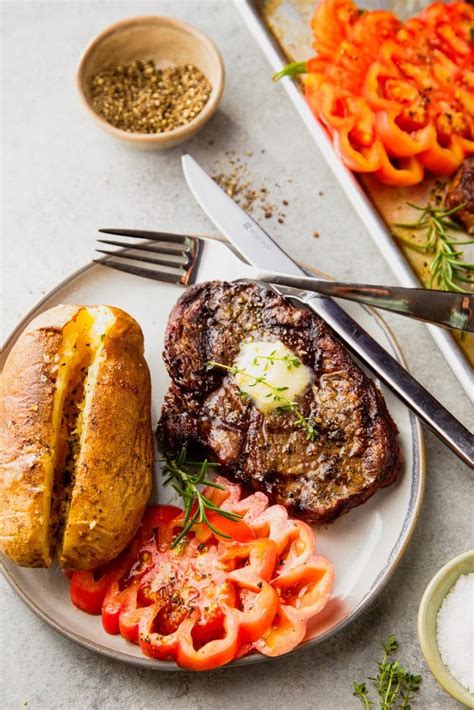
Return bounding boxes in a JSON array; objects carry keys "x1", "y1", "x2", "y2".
[
  {"x1": 158, "y1": 282, "x2": 401, "y2": 524},
  {"x1": 446, "y1": 157, "x2": 474, "y2": 234}
]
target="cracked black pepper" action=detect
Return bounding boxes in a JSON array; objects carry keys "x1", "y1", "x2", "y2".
[{"x1": 90, "y1": 59, "x2": 212, "y2": 134}]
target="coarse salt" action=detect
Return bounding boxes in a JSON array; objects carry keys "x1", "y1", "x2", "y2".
[{"x1": 436, "y1": 572, "x2": 474, "y2": 695}]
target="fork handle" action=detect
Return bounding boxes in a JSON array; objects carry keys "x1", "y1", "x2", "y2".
[{"x1": 258, "y1": 271, "x2": 474, "y2": 332}]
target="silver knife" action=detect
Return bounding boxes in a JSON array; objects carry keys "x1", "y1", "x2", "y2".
[{"x1": 182, "y1": 154, "x2": 473, "y2": 468}]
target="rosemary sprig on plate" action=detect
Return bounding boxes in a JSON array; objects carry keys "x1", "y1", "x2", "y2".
[
  {"x1": 161, "y1": 447, "x2": 242, "y2": 548},
  {"x1": 392, "y1": 202, "x2": 474, "y2": 293},
  {"x1": 353, "y1": 635, "x2": 422, "y2": 709},
  {"x1": 206, "y1": 358, "x2": 317, "y2": 441}
]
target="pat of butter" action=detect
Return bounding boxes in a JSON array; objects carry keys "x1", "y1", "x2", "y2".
[{"x1": 233, "y1": 340, "x2": 311, "y2": 414}]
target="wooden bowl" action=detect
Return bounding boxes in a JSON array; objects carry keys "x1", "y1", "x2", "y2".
[{"x1": 77, "y1": 16, "x2": 224, "y2": 149}]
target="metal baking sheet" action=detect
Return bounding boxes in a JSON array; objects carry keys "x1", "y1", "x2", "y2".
[{"x1": 235, "y1": 0, "x2": 473, "y2": 396}]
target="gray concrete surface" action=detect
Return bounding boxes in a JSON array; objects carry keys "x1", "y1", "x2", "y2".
[{"x1": 1, "y1": 1, "x2": 472, "y2": 708}]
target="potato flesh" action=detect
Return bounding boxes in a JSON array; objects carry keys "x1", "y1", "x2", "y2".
[{"x1": 49, "y1": 307, "x2": 115, "y2": 549}]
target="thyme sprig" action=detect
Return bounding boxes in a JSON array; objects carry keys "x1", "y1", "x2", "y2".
[
  {"x1": 206, "y1": 358, "x2": 317, "y2": 441},
  {"x1": 353, "y1": 682, "x2": 373, "y2": 709},
  {"x1": 353, "y1": 635, "x2": 422, "y2": 709},
  {"x1": 392, "y1": 202, "x2": 474, "y2": 293},
  {"x1": 161, "y1": 447, "x2": 242, "y2": 548},
  {"x1": 250, "y1": 350, "x2": 302, "y2": 371}
]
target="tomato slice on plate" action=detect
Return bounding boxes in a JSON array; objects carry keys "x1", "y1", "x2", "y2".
[{"x1": 69, "y1": 477, "x2": 335, "y2": 670}]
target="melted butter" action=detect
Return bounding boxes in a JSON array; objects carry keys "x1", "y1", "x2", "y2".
[{"x1": 233, "y1": 339, "x2": 311, "y2": 414}]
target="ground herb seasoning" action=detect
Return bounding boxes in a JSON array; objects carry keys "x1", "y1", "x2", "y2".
[{"x1": 90, "y1": 59, "x2": 212, "y2": 134}]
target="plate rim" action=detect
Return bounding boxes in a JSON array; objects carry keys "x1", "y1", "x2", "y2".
[{"x1": 0, "y1": 260, "x2": 426, "y2": 671}]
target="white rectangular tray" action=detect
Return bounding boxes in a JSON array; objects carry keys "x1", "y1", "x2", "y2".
[{"x1": 235, "y1": 0, "x2": 472, "y2": 396}]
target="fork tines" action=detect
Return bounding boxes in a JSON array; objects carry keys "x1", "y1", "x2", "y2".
[
  {"x1": 98, "y1": 228, "x2": 189, "y2": 244},
  {"x1": 94, "y1": 228, "x2": 199, "y2": 286}
]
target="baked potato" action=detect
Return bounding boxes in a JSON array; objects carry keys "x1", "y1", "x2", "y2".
[{"x1": 0, "y1": 304, "x2": 153, "y2": 570}]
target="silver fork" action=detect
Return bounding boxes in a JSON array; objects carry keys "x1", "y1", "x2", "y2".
[
  {"x1": 94, "y1": 228, "x2": 474, "y2": 466},
  {"x1": 95, "y1": 229, "x2": 473, "y2": 332}
]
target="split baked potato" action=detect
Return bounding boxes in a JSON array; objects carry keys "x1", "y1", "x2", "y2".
[{"x1": 0, "y1": 304, "x2": 153, "y2": 570}]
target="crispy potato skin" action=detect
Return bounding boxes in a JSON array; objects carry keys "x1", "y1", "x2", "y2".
[
  {"x1": 60, "y1": 308, "x2": 153, "y2": 570},
  {"x1": 0, "y1": 305, "x2": 153, "y2": 570},
  {"x1": 0, "y1": 305, "x2": 81, "y2": 566}
]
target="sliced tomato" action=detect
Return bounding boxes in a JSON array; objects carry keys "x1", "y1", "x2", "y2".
[
  {"x1": 119, "y1": 593, "x2": 145, "y2": 643},
  {"x1": 223, "y1": 539, "x2": 278, "y2": 589},
  {"x1": 102, "y1": 579, "x2": 143, "y2": 636},
  {"x1": 333, "y1": 128, "x2": 385, "y2": 172},
  {"x1": 193, "y1": 510, "x2": 256, "y2": 544},
  {"x1": 202, "y1": 475, "x2": 241, "y2": 507},
  {"x1": 375, "y1": 110, "x2": 435, "y2": 157},
  {"x1": 142, "y1": 504, "x2": 182, "y2": 529},
  {"x1": 272, "y1": 557, "x2": 335, "y2": 619},
  {"x1": 70, "y1": 562, "x2": 126, "y2": 615},
  {"x1": 238, "y1": 582, "x2": 279, "y2": 643},
  {"x1": 418, "y1": 137, "x2": 465, "y2": 175},
  {"x1": 375, "y1": 152, "x2": 424, "y2": 185},
  {"x1": 276, "y1": 520, "x2": 317, "y2": 572},
  {"x1": 250, "y1": 504, "x2": 297, "y2": 555},
  {"x1": 138, "y1": 604, "x2": 181, "y2": 660},
  {"x1": 70, "y1": 571, "x2": 110, "y2": 615},
  {"x1": 254, "y1": 605, "x2": 307, "y2": 657},
  {"x1": 69, "y1": 480, "x2": 335, "y2": 670},
  {"x1": 141, "y1": 504, "x2": 182, "y2": 546},
  {"x1": 296, "y1": 0, "x2": 474, "y2": 184},
  {"x1": 175, "y1": 607, "x2": 241, "y2": 672}
]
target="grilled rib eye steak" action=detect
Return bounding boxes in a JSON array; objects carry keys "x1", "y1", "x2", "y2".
[
  {"x1": 158, "y1": 281, "x2": 401, "y2": 524},
  {"x1": 446, "y1": 157, "x2": 474, "y2": 234}
]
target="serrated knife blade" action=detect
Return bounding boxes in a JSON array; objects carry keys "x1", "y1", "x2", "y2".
[{"x1": 181, "y1": 154, "x2": 473, "y2": 467}]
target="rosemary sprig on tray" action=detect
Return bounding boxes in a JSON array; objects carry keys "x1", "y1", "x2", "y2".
[
  {"x1": 392, "y1": 202, "x2": 474, "y2": 293},
  {"x1": 353, "y1": 635, "x2": 422, "y2": 709},
  {"x1": 206, "y1": 358, "x2": 317, "y2": 441},
  {"x1": 161, "y1": 447, "x2": 242, "y2": 548}
]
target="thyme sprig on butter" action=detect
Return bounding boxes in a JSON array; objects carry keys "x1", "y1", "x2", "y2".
[
  {"x1": 206, "y1": 359, "x2": 317, "y2": 441},
  {"x1": 353, "y1": 635, "x2": 422, "y2": 709},
  {"x1": 392, "y1": 202, "x2": 474, "y2": 293},
  {"x1": 161, "y1": 447, "x2": 242, "y2": 548},
  {"x1": 251, "y1": 350, "x2": 302, "y2": 371}
]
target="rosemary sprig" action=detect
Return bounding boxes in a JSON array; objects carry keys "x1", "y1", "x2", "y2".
[
  {"x1": 161, "y1": 447, "x2": 242, "y2": 548},
  {"x1": 353, "y1": 635, "x2": 422, "y2": 709},
  {"x1": 206, "y1": 358, "x2": 317, "y2": 441},
  {"x1": 392, "y1": 202, "x2": 474, "y2": 293}
]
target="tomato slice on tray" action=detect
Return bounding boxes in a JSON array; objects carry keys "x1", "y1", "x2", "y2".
[
  {"x1": 69, "y1": 478, "x2": 334, "y2": 670},
  {"x1": 279, "y1": 0, "x2": 474, "y2": 185}
]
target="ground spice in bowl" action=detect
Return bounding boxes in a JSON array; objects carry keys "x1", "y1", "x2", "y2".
[{"x1": 89, "y1": 59, "x2": 212, "y2": 134}]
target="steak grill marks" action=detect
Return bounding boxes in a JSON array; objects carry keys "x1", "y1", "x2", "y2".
[{"x1": 158, "y1": 282, "x2": 401, "y2": 524}]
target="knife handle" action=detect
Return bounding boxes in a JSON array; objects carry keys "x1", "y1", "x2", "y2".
[{"x1": 301, "y1": 294, "x2": 474, "y2": 468}]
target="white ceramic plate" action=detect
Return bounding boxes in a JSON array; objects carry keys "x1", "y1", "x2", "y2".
[{"x1": 0, "y1": 261, "x2": 425, "y2": 670}]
